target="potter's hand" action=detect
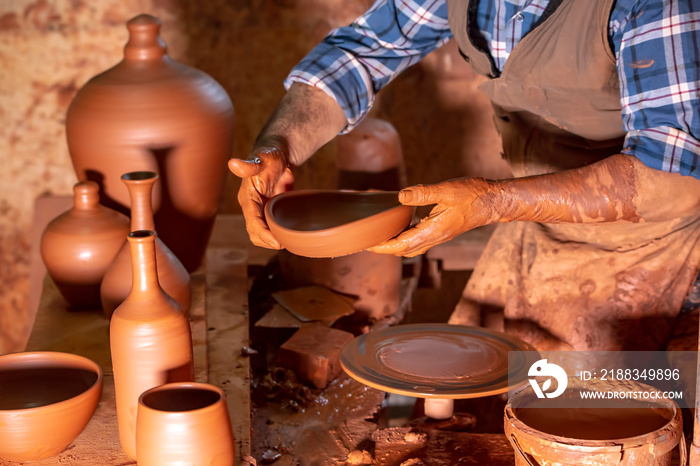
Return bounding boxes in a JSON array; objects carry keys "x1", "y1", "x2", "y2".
[
  {"x1": 368, "y1": 179, "x2": 494, "y2": 257},
  {"x1": 230, "y1": 83, "x2": 348, "y2": 249},
  {"x1": 369, "y1": 154, "x2": 700, "y2": 257},
  {"x1": 228, "y1": 147, "x2": 294, "y2": 249}
]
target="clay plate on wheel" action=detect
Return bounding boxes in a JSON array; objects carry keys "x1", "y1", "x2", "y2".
[
  {"x1": 340, "y1": 323, "x2": 538, "y2": 399},
  {"x1": 265, "y1": 190, "x2": 415, "y2": 258}
]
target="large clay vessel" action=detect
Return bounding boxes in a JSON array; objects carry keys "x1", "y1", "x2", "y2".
[
  {"x1": 336, "y1": 116, "x2": 407, "y2": 191},
  {"x1": 279, "y1": 117, "x2": 407, "y2": 324},
  {"x1": 110, "y1": 230, "x2": 194, "y2": 460},
  {"x1": 136, "y1": 382, "x2": 235, "y2": 465},
  {"x1": 40, "y1": 181, "x2": 129, "y2": 309},
  {"x1": 65, "y1": 13, "x2": 234, "y2": 272},
  {"x1": 101, "y1": 171, "x2": 191, "y2": 318}
]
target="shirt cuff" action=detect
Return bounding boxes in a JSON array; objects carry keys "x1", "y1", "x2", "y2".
[{"x1": 622, "y1": 127, "x2": 700, "y2": 179}]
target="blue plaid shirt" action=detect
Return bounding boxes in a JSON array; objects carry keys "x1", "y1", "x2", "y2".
[{"x1": 286, "y1": 0, "x2": 700, "y2": 179}]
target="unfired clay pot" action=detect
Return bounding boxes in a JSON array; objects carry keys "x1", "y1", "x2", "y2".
[
  {"x1": 266, "y1": 190, "x2": 414, "y2": 258},
  {"x1": 101, "y1": 171, "x2": 191, "y2": 318},
  {"x1": 136, "y1": 382, "x2": 235, "y2": 465},
  {"x1": 336, "y1": 116, "x2": 407, "y2": 191},
  {"x1": 40, "y1": 181, "x2": 129, "y2": 309},
  {"x1": 66, "y1": 14, "x2": 234, "y2": 272},
  {"x1": 110, "y1": 230, "x2": 194, "y2": 459},
  {"x1": 0, "y1": 351, "x2": 103, "y2": 462}
]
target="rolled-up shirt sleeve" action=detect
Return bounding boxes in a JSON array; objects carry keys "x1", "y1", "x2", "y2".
[
  {"x1": 614, "y1": 0, "x2": 700, "y2": 179},
  {"x1": 285, "y1": 0, "x2": 453, "y2": 132}
]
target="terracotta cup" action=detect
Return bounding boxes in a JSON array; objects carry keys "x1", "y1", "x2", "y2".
[{"x1": 136, "y1": 382, "x2": 235, "y2": 466}]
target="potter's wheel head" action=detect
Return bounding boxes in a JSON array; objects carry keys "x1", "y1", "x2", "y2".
[
  {"x1": 340, "y1": 323, "x2": 538, "y2": 399},
  {"x1": 0, "y1": 351, "x2": 103, "y2": 462},
  {"x1": 265, "y1": 189, "x2": 415, "y2": 258}
]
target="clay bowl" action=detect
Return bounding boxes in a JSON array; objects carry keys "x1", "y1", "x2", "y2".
[
  {"x1": 0, "y1": 351, "x2": 103, "y2": 462},
  {"x1": 265, "y1": 190, "x2": 415, "y2": 258}
]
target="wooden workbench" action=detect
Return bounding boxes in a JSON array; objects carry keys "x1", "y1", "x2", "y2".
[
  {"x1": 9, "y1": 215, "x2": 262, "y2": 466},
  {"x1": 17, "y1": 208, "x2": 520, "y2": 465}
]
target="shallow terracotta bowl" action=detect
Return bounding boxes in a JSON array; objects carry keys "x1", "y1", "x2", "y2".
[
  {"x1": 0, "y1": 351, "x2": 103, "y2": 462},
  {"x1": 265, "y1": 190, "x2": 415, "y2": 258}
]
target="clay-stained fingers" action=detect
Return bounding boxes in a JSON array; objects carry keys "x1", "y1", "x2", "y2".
[
  {"x1": 399, "y1": 183, "x2": 455, "y2": 206},
  {"x1": 366, "y1": 220, "x2": 444, "y2": 257},
  {"x1": 273, "y1": 167, "x2": 295, "y2": 196},
  {"x1": 228, "y1": 157, "x2": 263, "y2": 179},
  {"x1": 236, "y1": 177, "x2": 282, "y2": 250}
]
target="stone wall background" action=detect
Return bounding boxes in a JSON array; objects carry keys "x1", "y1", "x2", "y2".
[{"x1": 0, "y1": 0, "x2": 509, "y2": 354}]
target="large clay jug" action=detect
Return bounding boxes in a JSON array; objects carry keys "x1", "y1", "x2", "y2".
[
  {"x1": 40, "y1": 181, "x2": 129, "y2": 309},
  {"x1": 110, "y1": 230, "x2": 194, "y2": 460},
  {"x1": 66, "y1": 14, "x2": 234, "y2": 272},
  {"x1": 101, "y1": 171, "x2": 191, "y2": 318}
]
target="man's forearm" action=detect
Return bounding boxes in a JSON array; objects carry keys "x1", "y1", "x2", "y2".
[
  {"x1": 255, "y1": 82, "x2": 348, "y2": 166},
  {"x1": 481, "y1": 154, "x2": 700, "y2": 225}
]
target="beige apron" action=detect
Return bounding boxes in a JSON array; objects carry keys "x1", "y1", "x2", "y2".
[{"x1": 446, "y1": 0, "x2": 700, "y2": 350}]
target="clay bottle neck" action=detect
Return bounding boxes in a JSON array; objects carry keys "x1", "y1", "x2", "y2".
[
  {"x1": 122, "y1": 172, "x2": 157, "y2": 231},
  {"x1": 128, "y1": 230, "x2": 161, "y2": 297},
  {"x1": 73, "y1": 181, "x2": 100, "y2": 210},
  {"x1": 124, "y1": 14, "x2": 167, "y2": 61}
]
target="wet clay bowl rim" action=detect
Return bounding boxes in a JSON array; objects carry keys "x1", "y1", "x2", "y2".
[
  {"x1": 0, "y1": 351, "x2": 103, "y2": 462},
  {"x1": 265, "y1": 189, "x2": 416, "y2": 258},
  {"x1": 340, "y1": 323, "x2": 538, "y2": 399}
]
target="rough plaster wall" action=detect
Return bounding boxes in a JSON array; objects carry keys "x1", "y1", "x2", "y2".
[
  {"x1": 0, "y1": 0, "x2": 506, "y2": 354},
  {"x1": 0, "y1": 0, "x2": 187, "y2": 354}
]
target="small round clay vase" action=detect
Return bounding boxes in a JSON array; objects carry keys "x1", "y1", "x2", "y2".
[
  {"x1": 136, "y1": 382, "x2": 235, "y2": 466},
  {"x1": 66, "y1": 14, "x2": 234, "y2": 273},
  {"x1": 40, "y1": 181, "x2": 129, "y2": 309},
  {"x1": 101, "y1": 171, "x2": 191, "y2": 318},
  {"x1": 110, "y1": 230, "x2": 194, "y2": 460}
]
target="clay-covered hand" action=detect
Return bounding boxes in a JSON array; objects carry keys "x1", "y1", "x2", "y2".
[
  {"x1": 368, "y1": 178, "x2": 495, "y2": 257},
  {"x1": 228, "y1": 147, "x2": 294, "y2": 249},
  {"x1": 368, "y1": 154, "x2": 700, "y2": 257},
  {"x1": 229, "y1": 83, "x2": 348, "y2": 249}
]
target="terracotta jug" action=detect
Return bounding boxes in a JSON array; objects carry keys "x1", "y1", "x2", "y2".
[
  {"x1": 65, "y1": 14, "x2": 234, "y2": 273},
  {"x1": 110, "y1": 230, "x2": 194, "y2": 460},
  {"x1": 40, "y1": 181, "x2": 129, "y2": 309},
  {"x1": 136, "y1": 382, "x2": 235, "y2": 465},
  {"x1": 101, "y1": 171, "x2": 191, "y2": 318}
]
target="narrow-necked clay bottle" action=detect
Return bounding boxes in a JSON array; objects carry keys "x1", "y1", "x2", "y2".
[
  {"x1": 40, "y1": 181, "x2": 129, "y2": 309},
  {"x1": 110, "y1": 230, "x2": 194, "y2": 460},
  {"x1": 66, "y1": 14, "x2": 234, "y2": 273},
  {"x1": 101, "y1": 171, "x2": 191, "y2": 318}
]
